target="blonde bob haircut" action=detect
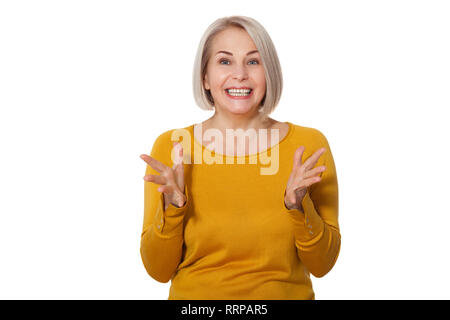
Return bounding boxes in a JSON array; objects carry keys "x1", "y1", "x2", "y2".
[{"x1": 193, "y1": 16, "x2": 283, "y2": 115}]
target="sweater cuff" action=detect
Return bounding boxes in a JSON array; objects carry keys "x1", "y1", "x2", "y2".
[
  {"x1": 153, "y1": 184, "x2": 189, "y2": 238},
  {"x1": 283, "y1": 190, "x2": 325, "y2": 246}
]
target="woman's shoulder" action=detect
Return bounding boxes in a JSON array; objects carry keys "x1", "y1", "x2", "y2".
[
  {"x1": 152, "y1": 124, "x2": 195, "y2": 145},
  {"x1": 149, "y1": 124, "x2": 195, "y2": 164},
  {"x1": 286, "y1": 122, "x2": 332, "y2": 155},
  {"x1": 289, "y1": 122, "x2": 328, "y2": 141}
]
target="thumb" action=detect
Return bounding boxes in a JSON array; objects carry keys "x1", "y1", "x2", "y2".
[
  {"x1": 293, "y1": 146, "x2": 305, "y2": 170},
  {"x1": 172, "y1": 141, "x2": 184, "y2": 166},
  {"x1": 173, "y1": 143, "x2": 185, "y2": 191},
  {"x1": 175, "y1": 162, "x2": 184, "y2": 191}
]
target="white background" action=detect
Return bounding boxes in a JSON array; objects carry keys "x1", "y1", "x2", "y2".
[{"x1": 1, "y1": 0, "x2": 449, "y2": 299}]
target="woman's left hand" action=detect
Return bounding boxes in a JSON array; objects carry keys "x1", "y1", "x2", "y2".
[{"x1": 284, "y1": 146, "x2": 327, "y2": 211}]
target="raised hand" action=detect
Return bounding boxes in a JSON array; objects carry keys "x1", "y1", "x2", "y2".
[
  {"x1": 140, "y1": 142, "x2": 186, "y2": 209},
  {"x1": 284, "y1": 146, "x2": 327, "y2": 212}
]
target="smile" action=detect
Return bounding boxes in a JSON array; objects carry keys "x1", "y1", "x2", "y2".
[{"x1": 225, "y1": 88, "x2": 253, "y2": 99}]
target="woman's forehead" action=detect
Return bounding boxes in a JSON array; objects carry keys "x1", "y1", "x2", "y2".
[{"x1": 211, "y1": 28, "x2": 257, "y2": 53}]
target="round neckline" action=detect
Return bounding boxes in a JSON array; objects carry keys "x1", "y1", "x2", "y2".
[{"x1": 192, "y1": 121, "x2": 293, "y2": 159}]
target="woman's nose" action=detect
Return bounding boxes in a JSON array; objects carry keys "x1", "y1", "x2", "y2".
[{"x1": 231, "y1": 63, "x2": 249, "y2": 80}]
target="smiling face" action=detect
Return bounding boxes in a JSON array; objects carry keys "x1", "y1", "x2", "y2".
[{"x1": 203, "y1": 27, "x2": 266, "y2": 116}]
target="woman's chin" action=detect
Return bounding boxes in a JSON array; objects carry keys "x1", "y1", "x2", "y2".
[{"x1": 223, "y1": 104, "x2": 258, "y2": 115}]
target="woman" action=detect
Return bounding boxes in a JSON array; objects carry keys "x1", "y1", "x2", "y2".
[{"x1": 139, "y1": 16, "x2": 340, "y2": 300}]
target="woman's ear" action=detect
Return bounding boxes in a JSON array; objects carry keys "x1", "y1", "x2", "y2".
[{"x1": 203, "y1": 74, "x2": 210, "y2": 90}]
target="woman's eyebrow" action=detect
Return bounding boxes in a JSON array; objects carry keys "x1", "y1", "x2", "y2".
[{"x1": 215, "y1": 50, "x2": 259, "y2": 56}]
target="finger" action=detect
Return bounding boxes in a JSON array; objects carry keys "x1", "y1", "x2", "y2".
[
  {"x1": 140, "y1": 154, "x2": 167, "y2": 173},
  {"x1": 294, "y1": 176, "x2": 321, "y2": 192},
  {"x1": 158, "y1": 182, "x2": 180, "y2": 195},
  {"x1": 158, "y1": 184, "x2": 173, "y2": 194},
  {"x1": 301, "y1": 147, "x2": 326, "y2": 171},
  {"x1": 286, "y1": 187, "x2": 307, "y2": 206},
  {"x1": 293, "y1": 146, "x2": 305, "y2": 170},
  {"x1": 286, "y1": 191, "x2": 300, "y2": 207},
  {"x1": 303, "y1": 165, "x2": 326, "y2": 179},
  {"x1": 143, "y1": 174, "x2": 166, "y2": 185}
]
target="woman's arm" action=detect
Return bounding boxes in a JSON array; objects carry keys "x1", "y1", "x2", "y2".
[
  {"x1": 140, "y1": 132, "x2": 189, "y2": 283},
  {"x1": 284, "y1": 132, "x2": 341, "y2": 278}
]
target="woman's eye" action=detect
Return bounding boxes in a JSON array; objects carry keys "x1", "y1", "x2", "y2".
[{"x1": 219, "y1": 59, "x2": 259, "y2": 65}]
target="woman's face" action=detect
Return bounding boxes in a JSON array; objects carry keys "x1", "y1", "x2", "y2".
[{"x1": 203, "y1": 27, "x2": 266, "y2": 116}]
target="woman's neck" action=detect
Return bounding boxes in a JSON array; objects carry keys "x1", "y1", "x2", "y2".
[
  {"x1": 194, "y1": 110, "x2": 288, "y2": 157},
  {"x1": 205, "y1": 110, "x2": 275, "y2": 132}
]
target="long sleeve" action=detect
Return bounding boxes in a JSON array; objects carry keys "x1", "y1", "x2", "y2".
[
  {"x1": 147, "y1": 122, "x2": 343, "y2": 299},
  {"x1": 283, "y1": 131, "x2": 341, "y2": 278},
  {"x1": 140, "y1": 131, "x2": 190, "y2": 283}
]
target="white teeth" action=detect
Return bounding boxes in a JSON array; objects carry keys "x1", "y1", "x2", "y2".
[
  {"x1": 228, "y1": 92, "x2": 251, "y2": 96},
  {"x1": 227, "y1": 89, "x2": 251, "y2": 93},
  {"x1": 226, "y1": 88, "x2": 252, "y2": 96}
]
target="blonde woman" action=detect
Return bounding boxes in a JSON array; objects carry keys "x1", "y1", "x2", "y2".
[{"x1": 139, "y1": 16, "x2": 341, "y2": 300}]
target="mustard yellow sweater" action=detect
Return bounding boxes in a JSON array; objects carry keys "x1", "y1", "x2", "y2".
[{"x1": 140, "y1": 122, "x2": 341, "y2": 300}]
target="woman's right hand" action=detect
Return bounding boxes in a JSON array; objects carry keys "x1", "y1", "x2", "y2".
[{"x1": 140, "y1": 142, "x2": 186, "y2": 209}]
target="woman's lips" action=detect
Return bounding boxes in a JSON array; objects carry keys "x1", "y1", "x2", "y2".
[{"x1": 224, "y1": 89, "x2": 254, "y2": 100}]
